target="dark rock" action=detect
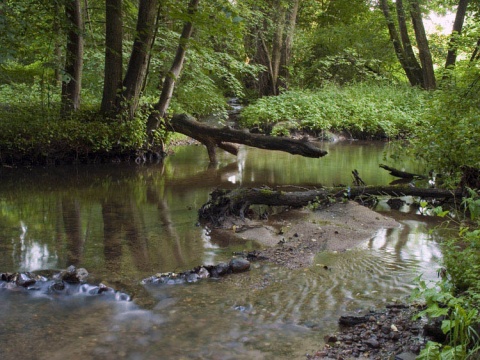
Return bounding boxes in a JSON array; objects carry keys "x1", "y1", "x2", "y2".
[
  {"x1": 210, "y1": 262, "x2": 230, "y2": 277},
  {"x1": 15, "y1": 273, "x2": 37, "y2": 287},
  {"x1": 381, "y1": 325, "x2": 391, "y2": 334},
  {"x1": 324, "y1": 335, "x2": 338, "y2": 343},
  {"x1": 229, "y1": 258, "x2": 250, "y2": 273},
  {"x1": 390, "y1": 332, "x2": 401, "y2": 341},
  {"x1": 57, "y1": 265, "x2": 89, "y2": 284},
  {"x1": 364, "y1": 337, "x2": 380, "y2": 348},
  {"x1": 339, "y1": 315, "x2": 369, "y2": 326},
  {"x1": 50, "y1": 280, "x2": 65, "y2": 292},
  {"x1": 387, "y1": 198, "x2": 405, "y2": 210}
]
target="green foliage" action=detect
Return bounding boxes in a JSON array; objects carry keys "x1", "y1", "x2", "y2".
[
  {"x1": 293, "y1": 0, "x2": 397, "y2": 88},
  {"x1": 0, "y1": 103, "x2": 150, "y2": 165},
  {"x1": 240, "y1": 82, "x2": 427, "y2": 139},
  {"x1": 410, "y1": 66, "x2": 480, "y2": 184},
  {"x1": 412, "y1": 192, "x2": 480, "y2": 360}
]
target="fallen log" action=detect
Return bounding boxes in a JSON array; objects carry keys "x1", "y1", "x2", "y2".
[
  {"x1": 199, "y1": 186, "x2": 463, "y2": 225},
  {"x1": 379, "y1": 164, "x2": 426, "y2": 179},
  {"x1": 168, "y1": 114, "x2": 328, "y2": 163}
]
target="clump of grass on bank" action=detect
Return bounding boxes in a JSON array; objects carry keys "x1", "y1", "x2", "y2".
[{"x1": 239, "y1": 82, "x2": 427, "y2": 139}]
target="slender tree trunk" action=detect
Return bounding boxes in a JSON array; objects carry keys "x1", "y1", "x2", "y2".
[
  {"x1": 146, "y1": 0, "x2": 200, "y2": 140},
  {"x1": 141, "y1": 4, "x2": 163, "y2": 95},
  {"x1": 445, "y1": 0, "x2": 469, "y2": 69},
  {"x1": 379, "y1": 0, "x2": 422, "y2": 87},
  {"x1": 122, "y1": 0, "x2": 159, "y2": 119},
  {"x1": 101, "y1": 0, "x2": 123, "y2": 114},
  {"x1": 61, "y1": 0, "x2": 84, "y2": 117},
  {"x1": 470, "y1": 38, "x2": 480, "y2": 62},
  {"x1": 395, "y1": 0, "x2": 423, "y2": 86},
  {"x1": 270, "y1": 1, "x2": 286, "y2": 95},
  {"x1": 409, "y1": 0, "x2": 436, "y2": 89},
  {"x1": 53, "y1": 2, "x2": 63, "y2": 86},
  {"x1": 280, "y1": 0, "x2": 299, "y2": 89}
]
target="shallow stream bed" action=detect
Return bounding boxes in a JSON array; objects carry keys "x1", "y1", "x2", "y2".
[{"x1": 0, "y1": 142, "x2": 443, "y2": 359}]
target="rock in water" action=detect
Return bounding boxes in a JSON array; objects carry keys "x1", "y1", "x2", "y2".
[{"x1": 229, "y1": 258, "x2": 250, "y2": 273}]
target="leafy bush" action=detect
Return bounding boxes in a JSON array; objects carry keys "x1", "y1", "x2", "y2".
[
  {"x1": 410, "y1": 84, "x2": 480, "y2": 184},
  {"x1": 239, "y1": 82, "x2": 426, "y2": 139}
]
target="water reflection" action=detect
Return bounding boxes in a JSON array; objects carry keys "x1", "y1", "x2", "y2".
[{"x1": 0, "y1": 142, "x2": 443, "y2": 359}]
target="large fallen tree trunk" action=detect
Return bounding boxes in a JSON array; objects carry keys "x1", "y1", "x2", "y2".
[
  {"x1": 199, "y1": 186, "x2": 463, "y2": 225},
  {"x1": 168, "y1": 114, "x2": 328, "y2": 163}
]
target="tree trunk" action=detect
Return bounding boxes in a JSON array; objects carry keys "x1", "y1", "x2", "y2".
[
  {"x1": 168, "y1": 114, "x2": 327, "y2": 163},
  {"x1": 101, "y1": 0, "x2": 123, "y2": 114},
  {"x1": 279, "y1": 0, "x2": 299, "y2": 90},
  {"x1": 445, "y1": 0, "x2": 469, "y2": 69},
  {"x1": 61, "y1": 0, "x2": 84, "y2": 117},
  {"x1": 379, "y1": 0, "x2": 422, "y2": 87},
  {"x1": 270, "y1": 1, "x2": 287, "y2": 95},
  {"x1": 122, "y1": 0, "x2": 159, "y2": 119},
  {"x1": 53, "y1": 2, "x2": 63, "y2": 86},
  {"x1": 146, "y1": 0, "x2": 200, "y2": 140},
  {"x1": 470, "y1": 38, "x2": 480, "y2": 62},
  {"x1": 395, "y1": 0, "x2": 424, "y2": 86},
  {"x1": 410, "y1": 0, "x2": 436, "y2": 89}
]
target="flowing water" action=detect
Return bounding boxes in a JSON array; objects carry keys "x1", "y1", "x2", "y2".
[{"x1": 0, "y1": 142, "x2": 443, "y2": 359}]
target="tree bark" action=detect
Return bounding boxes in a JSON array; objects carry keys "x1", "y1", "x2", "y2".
[
  {"x1": 379, "y1": 0, "x2": 422, "y2": 87},
  {"x1": 470, "y1": 38, "x2": 480, "y2": 62},
  {"x1": 61, "y1": 0, "x2": 84, "y2": 117},
  {"x1": 168, "y1": 114, "x2": 328, "y2": 163},
  {"x1": 279, "y1": 0, "x2": 299, "y2": 90},
  {"x1": 270, "y1": 1, "x2": 287, "y2": 95},
  {"x1": 445, "y1": 0, "x2": 469, "y2": 69},
  {"x1": 122, "y1": 0, "x2": 159, "y2": 119},
  {"x1": 410, "y1": 0, "x2": 436, "y2": 89},
  {"x1": 395, "y1": 0, "x2": 424, "y2": 86},
  {"x1": 146, "y1": 0, "x2": 200, "y2": 140},
  {"x1": 101, "y1": 0, "x2": 123, "y2": 114},
  {"x1": 199, "y1": 186, "x2": 463, "y2": 224}
]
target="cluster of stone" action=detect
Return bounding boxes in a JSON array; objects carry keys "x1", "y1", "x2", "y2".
[
  {"x1": 309, "y1": 304, "x2": 426, "y2": 360},
  {"x1": 0, "y1": 265, "x2": 130, "y2": 301},
  {"x1": 141, "y1": 257, "x2": 250, "y2": 285}
]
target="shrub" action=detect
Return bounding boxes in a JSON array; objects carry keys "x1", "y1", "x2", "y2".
[{"x1": 239, "y1": 82, "x2": 426, "y2": 139}]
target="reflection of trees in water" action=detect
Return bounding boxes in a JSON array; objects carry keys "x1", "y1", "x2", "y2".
[
  {"x1": 62, "y1": 198, "x2": 84, "y2": 266},
  {"x1": 101, "y1": 197, "x2": 151, "y2": 273},
  {"x1": 146, "y1": 184, "x2": 185, "y2": 268}
]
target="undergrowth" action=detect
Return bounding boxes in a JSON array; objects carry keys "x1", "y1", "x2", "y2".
[
  {"x1": 239, "y1": 82, "x2": 427, "y2": 139},
  {"x1": 412, "y1": 189, "x2": 480, "y2": 359}
]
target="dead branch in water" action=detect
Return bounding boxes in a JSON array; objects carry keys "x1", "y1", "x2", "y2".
[
  {"x1": 168, "y1": 114, "x2": 328, "y2": 163},
  {"x1": 199, "y1": 186, "x2": 462, "y2": 226}
]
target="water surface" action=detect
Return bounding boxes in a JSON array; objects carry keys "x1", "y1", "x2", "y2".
[{"x1": 0, "y1": 142, "x2": 442, "y2": 359}]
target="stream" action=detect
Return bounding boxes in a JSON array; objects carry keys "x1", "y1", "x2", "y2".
[{"x1": 0, "y1": 142, "x2": 444, "y2": 359}]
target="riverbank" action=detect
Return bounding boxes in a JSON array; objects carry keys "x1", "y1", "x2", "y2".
[
  {"x1": 212, "y1": 201, "x2": 435, "y2": 359},
  {"x1": 308, "y1": 303, "x2": 426, "y2": 360}
]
